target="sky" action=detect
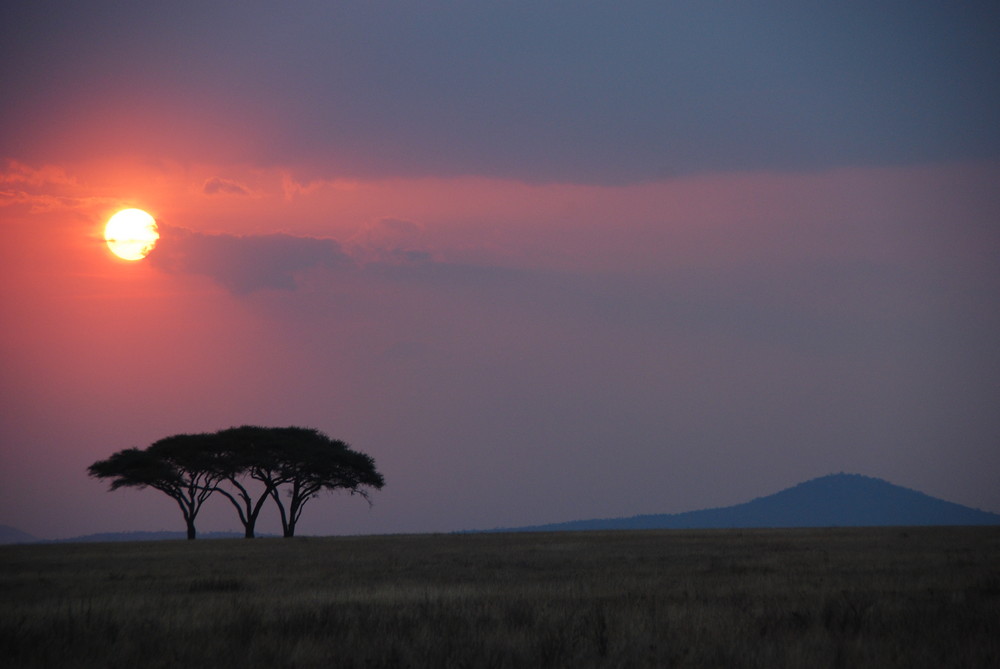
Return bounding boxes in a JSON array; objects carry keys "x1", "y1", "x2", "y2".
[{"x1": 2, "y1": 2, "x2": 999, "y2": 539}]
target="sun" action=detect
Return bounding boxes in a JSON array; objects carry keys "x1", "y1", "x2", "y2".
[{"x1": 104, "y1": 209, "x2": 159, "y2": 260}]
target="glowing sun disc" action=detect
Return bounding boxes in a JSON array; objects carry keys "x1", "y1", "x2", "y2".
[{"x1": 105, "y1": 209, "x2": 159, "y2": 260}]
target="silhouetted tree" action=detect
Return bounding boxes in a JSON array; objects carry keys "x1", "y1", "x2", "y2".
[
  {"x1": 264, "y1": 428, "x2": 385, "y2": 537},
  {"x1": 88, "y1": 434, "x2": 223, "y2": 540},
  {"x1": 207, "y1": 426, "x2": 299, "y2": 538},
  {"x1": 89, "y1": 426, "x2": 385, "y2": 539}
]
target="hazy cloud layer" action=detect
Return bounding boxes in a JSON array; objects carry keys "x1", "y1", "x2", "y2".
[
  {"x1": 348, "y1": 217, "x2": 433, "y2": 264},
  {"x1": 3, "y1": 2, "x2": 998, "y2": 182},
  {"x1": 148, "y1": 225, "x2": 350, "y2": 294}
]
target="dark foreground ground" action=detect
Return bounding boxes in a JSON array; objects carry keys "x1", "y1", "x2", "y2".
[{"x1": 1, "y1": 527, "x2": 998, "y2": 668}]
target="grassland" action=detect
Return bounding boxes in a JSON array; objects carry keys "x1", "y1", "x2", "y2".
[{"x1": 2, "y1": 527, "x2": 998, "y2": 668}]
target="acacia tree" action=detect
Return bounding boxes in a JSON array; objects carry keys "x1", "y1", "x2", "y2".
[
  {"x1": 88, "y1": 433, "x2": 223, "y2": 540},
  {"x1": 90, "y1": 426, "x2": 385, "y2": 539},
  {"x1": 266, "y1": 428, "x2": 385, "y2": 538},
  {"x1": 207, "y1": 426, "x2": 298, "y2": 538}
]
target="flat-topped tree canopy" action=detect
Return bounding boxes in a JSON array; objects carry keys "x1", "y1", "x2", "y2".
[
  {"x1": 88, "y1": 426, "x2": 384, "y2": 539},
  {"x1": 88, "y1": 447, "x2": 177, "y2": 491},
  {"x1": 223, "y1": 426, "x2": 385, "y2": 537},
  {"x1": 88, "y1": 434, "x2": 224, "y2": 540}
]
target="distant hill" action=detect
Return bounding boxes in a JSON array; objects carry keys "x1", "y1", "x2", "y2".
[
  {"x1": 0, "y1": 525, "x2": 37, "y2": 545},
  {"x1": 490, "y1": 473, "x2": 1000, "y2": 532}
]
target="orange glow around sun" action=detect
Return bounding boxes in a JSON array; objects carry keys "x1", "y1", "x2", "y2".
[{"x1": 104, "y1": 208, "x2": 159, "y2": 260}]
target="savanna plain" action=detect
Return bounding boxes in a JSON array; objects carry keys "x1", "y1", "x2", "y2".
[{"x1": 2, "y1": 527, "x2": 998, "y2": 668}]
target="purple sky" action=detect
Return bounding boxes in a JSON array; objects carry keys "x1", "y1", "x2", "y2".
[{"x1": 2, "y1": 2, "x2": 999, "y2": 539}]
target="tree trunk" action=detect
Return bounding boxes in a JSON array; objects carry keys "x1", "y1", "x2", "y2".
[
  {"x1": 270, "y1": 488, "x2": 290, "y2": 537},
  {"x1": 242, "y1": 508, "x2": 257, "y2": 538},
  {"x1": 186, "y1": 519, "x2": 197, "y2": 540},
  {"x1": 243, "y1": 489, "x2": 273, "y2": 539}
]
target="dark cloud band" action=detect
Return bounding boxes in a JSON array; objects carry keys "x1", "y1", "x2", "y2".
[{"x1": 148, "y1": 225, "x2": 350, "y2": 294}]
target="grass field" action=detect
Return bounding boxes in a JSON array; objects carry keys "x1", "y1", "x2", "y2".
[{"x1": 2, "y1": 527, "x2": 998, "y2": 668}]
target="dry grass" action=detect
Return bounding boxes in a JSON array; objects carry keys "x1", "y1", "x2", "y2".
[{"x1": 2, "y1": 527, "x2": 999, "y2": 667}]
